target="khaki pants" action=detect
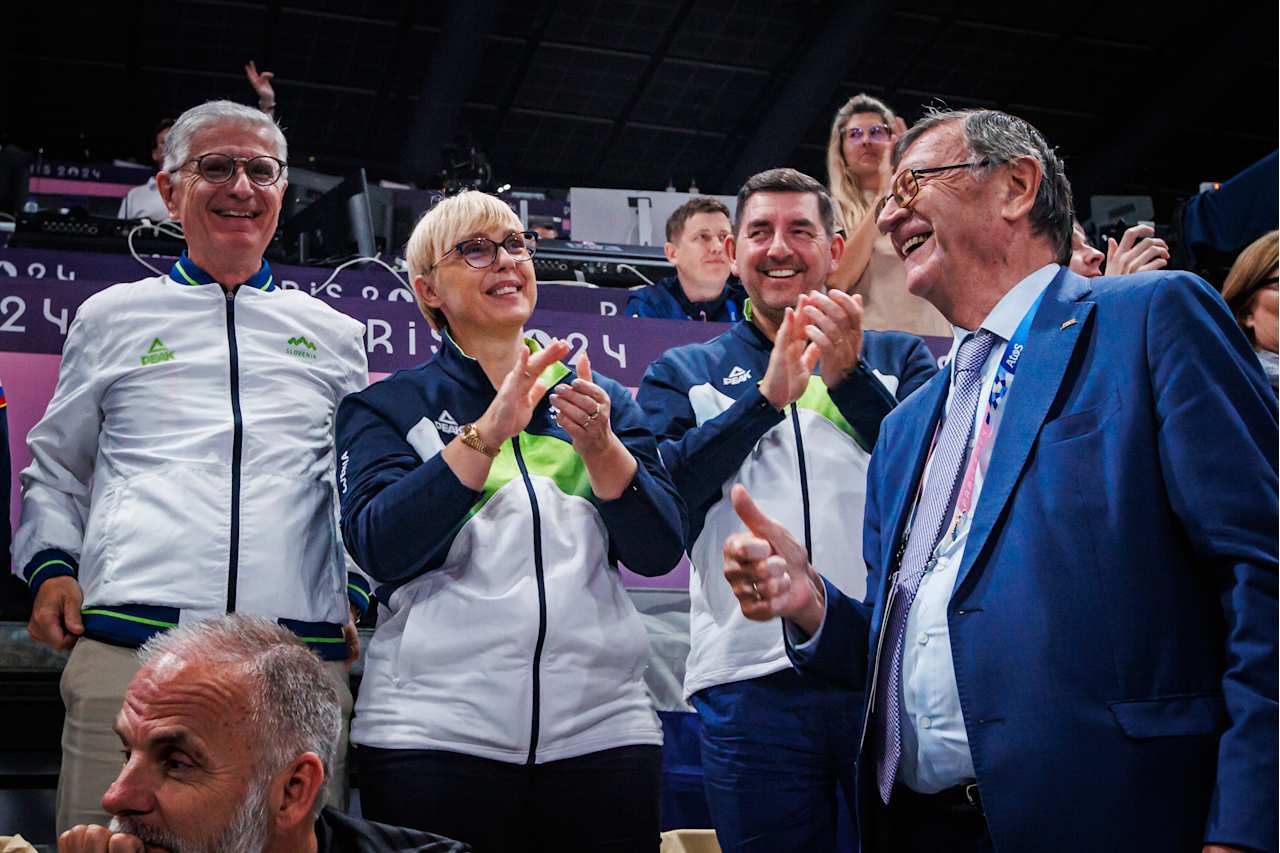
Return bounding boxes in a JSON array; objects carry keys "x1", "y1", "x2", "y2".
[{"x1": 56, "y1": 638, "x2": 353, "y2": 832}]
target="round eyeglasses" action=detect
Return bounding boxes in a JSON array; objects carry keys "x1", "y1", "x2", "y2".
[
  {"x1": 432, "y1": 231, "x2": 538, "y2": 271},
  {"x1": 874, "y1": 161, "x2": 989, "y2": 218},
  {"x1": 846, "y1": 124, "x2": 891, "y2": 143},
  {"x1": 182, "y1": 153, "x2": 287, "y2": 187}
]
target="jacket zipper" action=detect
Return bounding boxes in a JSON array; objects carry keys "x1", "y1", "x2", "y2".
[
  {"x1": 512, "y1": 434, "x2": 547, "y2": 764},
  {"x1": 224, "y1": 289, "x2": 244, "y2": 613},
  {"x1": 789, "y1": 404, "x2": 814, "y2": 561}
]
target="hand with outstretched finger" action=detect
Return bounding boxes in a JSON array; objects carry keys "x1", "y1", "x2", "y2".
[{"x1": 722, "y1": 485, "x2": 826, "y2": 636}]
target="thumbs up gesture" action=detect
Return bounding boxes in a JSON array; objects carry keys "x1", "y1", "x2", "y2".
[{"x1": 722, "y1": 484, "x2": 827, "y2": 635}]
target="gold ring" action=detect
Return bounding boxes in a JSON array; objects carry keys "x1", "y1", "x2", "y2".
[
  {"x1": 587, "y1": 403, "x2": 602, "y2": 420},
  {"x1": 751, "y1": 581, "x2": 762, "y2": 600}
]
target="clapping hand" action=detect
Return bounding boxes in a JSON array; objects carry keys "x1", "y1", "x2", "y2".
[
  {"x1": 799, "y1": 290, "x2": 864, "y2": 388},
  {"x1": 759, "y1": 306, "x2": 820, "y2": 409},
  {"x1": 476, "y1": 340, "x2": 571, "y2": 445}
]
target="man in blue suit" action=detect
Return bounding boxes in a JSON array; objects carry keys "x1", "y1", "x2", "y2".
[{"x1": 721, "y1": 108, "x2": 1277, "y2": 853}]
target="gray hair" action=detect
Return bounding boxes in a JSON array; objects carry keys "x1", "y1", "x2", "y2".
[
  {"x1": 162, "y1": 100, "x2": 287, "y2": 175},
  {"x1": 138, "y1": 614, "x2": 340, "y2": 820},
  {"x1": 735, "y1": 167, "x2": 838, "y2": 238},
  {"x1": 893, "y1": 108, "x2": 1073, "y2": 264}
]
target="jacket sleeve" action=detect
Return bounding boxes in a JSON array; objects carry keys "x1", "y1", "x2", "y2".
[
  {"x1": 592, "y1": 382, "x2": 687, "y2": 577},
  {"x1": 13, "y1": 306, "x2": 105, "y2": 595},
  {"x1": 334, "y1": 323, "x2": 374, "y2": 614},
  {"x1": 335, "y1": 392, "x2": 481, "y2": 586},
  {"x1": 828, "y1": 335, "x2": 939, "y2": 450},
  {"x1": 636, "y1": 356, "x2": 785, "y2": 531},
  {"x1": 1144, "y1": 275, "x2": 1278, "y2": 851}
]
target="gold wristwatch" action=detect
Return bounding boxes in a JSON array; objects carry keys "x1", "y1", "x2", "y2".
[{"x1": 459, "y1": 423, "x2": 499, "y2": 458}]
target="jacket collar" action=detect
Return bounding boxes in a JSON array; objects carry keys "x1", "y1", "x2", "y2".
[
  {"x1": 435, "y1": 327, "x2": 571, "y2": 394},
  {"x1": 170, "y1": 252, "x2": 276, "y2": 292},
  {"x1": 661, "y1": 275, "x2": 745, "y2": 322},
  {"x1": 736, "y1": 299, "x2": 775, "y2": 352}
]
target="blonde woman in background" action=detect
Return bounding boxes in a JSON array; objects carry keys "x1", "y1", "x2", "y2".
[
  {"x1": 825, "y1": 94, "x2": 950, "y2": 337},
  {"x1": 1222, "y1": 230, "x2": 1279, "y2": 393}
]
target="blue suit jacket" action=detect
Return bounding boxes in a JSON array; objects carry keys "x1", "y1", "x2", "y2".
[{"x1": 793, "y1": 268, "x2": 1278, "y2": 852}]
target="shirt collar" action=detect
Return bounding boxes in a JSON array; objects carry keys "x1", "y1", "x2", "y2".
[
  {"x1": 945, "y1": 263, "x2": 1059, "y2": 363},
  {"x1": 169, "y1": 252, "x2": 276, "y2": 292}
]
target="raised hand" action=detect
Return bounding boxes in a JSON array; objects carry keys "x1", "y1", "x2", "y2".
[
  {"x1": 551, "y1": 353, "x2": 637, "y2": 500},
  {"x1": 1106, "y1": 224, "x2": 1169, "y2": 275},
  {"x1": 244, "y1": 60, "x2": 276, "y2": 113},
  {"x1": 475, "y1": 340, "x2": 571, "y2": 445},
  {"x1": 798, "y1": 290, "x2": 864, "y2": 388},
  {"x1": 28, "y1": 575, "x2": 84, "y2": 652},
  {"x1": 722, "y1": 485, "x2": 826, "y2": 635},
  {"x1": 759, "y1": 305, "x2": 820, "y2": 409}
]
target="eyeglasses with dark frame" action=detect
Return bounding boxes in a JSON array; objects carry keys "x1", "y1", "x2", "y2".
[
  {"x1": 182, "y1": 153, "x2": 288, "y2": 187},
  {"x1": 874, "y1": 161, "x2": 990, "y2": 219},
  {"x1": 431, "y1": 230, "x2": 539, "y2": 271},
  {"x1": 846, "y1": 124, "x2": 892, "y2": 143}
]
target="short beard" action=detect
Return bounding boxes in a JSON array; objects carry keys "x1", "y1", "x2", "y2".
[{"x1": 109, "y1": 769, "x2": 274, "y2": 853}]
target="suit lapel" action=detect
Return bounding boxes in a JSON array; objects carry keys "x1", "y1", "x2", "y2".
[{"x1": 951, "y1": 268, "x2": 1095, "y2": 597}]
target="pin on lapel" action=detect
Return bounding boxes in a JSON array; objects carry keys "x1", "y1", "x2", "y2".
[{"x1": 1060, "y1": 319, "x2": 1078, "y2": 330}]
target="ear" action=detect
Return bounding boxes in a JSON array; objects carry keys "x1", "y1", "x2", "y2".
[
  {"x1": 725, "y1": 233, "x2": 739, "y2": 267},
  {"x1": 156, "y1": 170, "x2": 180, "y2": 220},
  {"x1": 1000, "y1": 155, "x2": 1042, "y2": 223},
  {"x1": 663, "y1": 241, "x2": 678, "y2": 265},
  {"x1": 828, "y1": 229, "x2": 846, "y2": 269},
  {"x1": 271, "y1": 752, "x2": 325, "y2": 831},
  {"x1": 413, "y1": 272, "x2": 443, "y2": 311}
]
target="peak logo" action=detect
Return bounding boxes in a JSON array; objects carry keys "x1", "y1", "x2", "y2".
[
  {"x1": 140, "y1": 337, "x2": 175, "y2": 366},
  {"x1": 434, "y1": 410, "x2": 461, "y2": 435},
  {"x1": 722, "y1": 365, "x2": 752, "y2": 386}
]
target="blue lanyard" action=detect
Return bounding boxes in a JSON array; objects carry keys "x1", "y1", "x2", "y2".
[{"x1": 983, "y1": 288, "x2": 1045, "y2": 424}]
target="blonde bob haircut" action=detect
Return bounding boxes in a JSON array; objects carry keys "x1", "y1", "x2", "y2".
[
  {"x1": 825, "y1": 93, "x2": 898, "y2": 234},
  {"x1": 406, "y1": 190, "x2": 524, "y2": 330}
]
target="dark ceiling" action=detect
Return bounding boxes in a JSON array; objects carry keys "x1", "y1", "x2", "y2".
[{"x1": 6, "y1": 0, "x2": 1278, "y2": 221}]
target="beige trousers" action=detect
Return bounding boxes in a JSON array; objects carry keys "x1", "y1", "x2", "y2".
[{"x1": 55, "y1": 638, "x2": 353, "y2": 832}]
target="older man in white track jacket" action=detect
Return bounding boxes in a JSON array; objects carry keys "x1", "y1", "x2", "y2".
[{"x1": 14, "y1": 100, "x2": 369, "y2": 833}]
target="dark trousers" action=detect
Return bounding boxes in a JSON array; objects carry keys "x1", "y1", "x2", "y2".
[
  {"x1": 356, "y1": 743, "x2": 662, "y2": 853},
  {"x1": 691, "y1": 669, "x2": 861, "y2": 852},
  {"x1": 874, "y1": 784, "x2": 993, "y2": 853}
]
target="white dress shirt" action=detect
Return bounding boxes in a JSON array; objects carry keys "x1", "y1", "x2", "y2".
[
  {"x1": 117, "y1": 175, "x2": 171, "y2": 221},
  {"x1": 896, "y1": 262, "x2": 1059, "y2": 792}
]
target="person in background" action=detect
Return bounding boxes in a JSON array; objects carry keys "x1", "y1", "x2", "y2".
[
  {"x1": 57, "y1": 616, "x2": 468, "y2": 853},
  {"x1": 826, "y1": 94, "x2": 950, "y2": 338},
  {"x1": 18, "y1": 99, "x2": 370, "y2": 832},
  {"x1": 1221, "y1": 229, "x2": 1279, "y2": 393},
  {"x1": 337, "y1": 190, "x2": 686, "y2": 851},
  {"x1": 638, "y1": 168, "x2": 937, "y2": 852},
  {"x1": 626, "y1": 197, "x2": 746, "y2": 322},
  {"x1": 1068, "y1": 218, "x2": 1169, "y2": 278},
  {"x1": 116, "y1": 118, "x2": 174, "y2": 221},
  {"x1": 117, "y1": 61, "x2": 275, "y2": 221}
]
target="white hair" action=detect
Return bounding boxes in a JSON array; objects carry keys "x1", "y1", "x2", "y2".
[
  {"x1": 162, "y1": 99, "x2": 287, "y2": 175},
  {"x1": 137, "y1": 614, "x2": 340, "y2": 821}
]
